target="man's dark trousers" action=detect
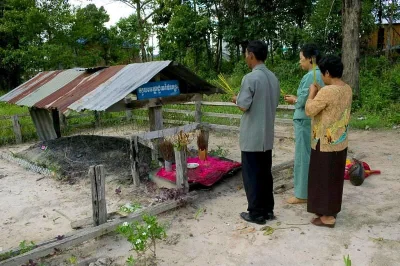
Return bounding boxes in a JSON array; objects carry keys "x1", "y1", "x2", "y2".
[{"x1": 241, "y1": 150, "x2": 274, "y2": 218}]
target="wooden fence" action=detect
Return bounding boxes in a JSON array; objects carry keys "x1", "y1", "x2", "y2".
[{"x1": 0, "y1": 102, "x2": 295, "y2": 144}]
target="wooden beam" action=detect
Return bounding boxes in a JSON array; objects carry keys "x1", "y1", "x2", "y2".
[
  {"x1": 11, "y1": 115, "x2": 22, "y2": 144},
  {"x1": 182, "y1": 101, "x2": 295, "y2": 110},
  {"x1": 0, "y1": 193, "x2": 197, "y2": 266},
  {"x1": 206, "y1": 123, "x2": 292, "y2": 139},
  {"x1": 125, "y1": 93, "x2": 203, "y2": 109},
  {"x1": 135, "y1": 123, "x2": 200, "y2": 141},
  {"x1": 89, "y1": 165, "x2": 107, "y2": 226}
]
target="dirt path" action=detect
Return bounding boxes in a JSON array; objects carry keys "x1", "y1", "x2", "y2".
[{"x1": 1, "y1": 128, "x2": 399, "y2": 266}]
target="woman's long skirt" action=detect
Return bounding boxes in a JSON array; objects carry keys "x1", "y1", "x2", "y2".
[
  {"x1": 307, "y1": 141, "x2": 348, "y2": 216},
  {"x1": 293, "y1": 119, "x2": 311, "y2": 199}
]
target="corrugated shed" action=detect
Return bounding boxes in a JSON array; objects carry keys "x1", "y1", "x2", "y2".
[
  {"x1": 69, "y1": 61, "x2": 171, "y2": 112},
  {"x1": 0, "y1": 61, "x2": 218, "y2": 114}
]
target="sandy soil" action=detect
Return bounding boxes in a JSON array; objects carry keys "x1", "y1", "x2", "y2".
[{"x1": 1, "y1": 126, "x2": 399, "y2": 266}]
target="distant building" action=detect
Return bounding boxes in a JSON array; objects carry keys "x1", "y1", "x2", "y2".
[{"x1": 366, "y1": 22, "x2": 400, "y2": 51}]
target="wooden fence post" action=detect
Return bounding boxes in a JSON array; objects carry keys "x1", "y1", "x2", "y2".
[
  {"x1": 94, "y1": 111, "x2": 100, "y2": 128},
  {"x1": 126, "y1": 110, "x2": 133, "y2": 121},
  {"x1": 89, "y1": 165, "x2": 107, "y2": 226},
  {"x1": 148, "y1": 106, "x2": 163, "y2": 160},
  {"x1": 195, "y1": 100, "x2": 202, "y2": 123},
  {"x1": 11, "y1": 115, "x2": 22, "y2": 144},
  {"x1": 130, "y1": 136, "x2": 140, "y2": 187},
  {"x1": 174, "y1": 148, "x2": 188, "y2": 193}
]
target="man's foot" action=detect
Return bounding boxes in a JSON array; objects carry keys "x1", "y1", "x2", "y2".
[
  {"x1": 286, "y1": 196, "x2": 307, "y2": 204},
  {"x1": 240, "y1": 212, "x2": 266, "y2": 225}
]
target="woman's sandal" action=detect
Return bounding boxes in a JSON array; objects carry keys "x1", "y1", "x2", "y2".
[{"x1": 311, "y1": 217, "x2": 335, "y2": 228}]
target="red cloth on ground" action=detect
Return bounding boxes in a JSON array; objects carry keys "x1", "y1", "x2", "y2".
[
  {"x1": 156, "y1": 156, "x2": 241, "y2": 186},
  {"x1": 344, "y1": 160, "x2": 381, "y2": 180}
]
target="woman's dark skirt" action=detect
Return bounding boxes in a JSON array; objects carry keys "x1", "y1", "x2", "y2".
[{"x1": 307, "y1": 141, "x2": 348, "y2": 216}]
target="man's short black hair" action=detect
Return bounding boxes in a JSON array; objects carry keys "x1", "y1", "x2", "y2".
[
  {"x1": 247, "y1": 40, "x2": 268, "y2": 62},
  {"x1": 300, "y1": 43, "x2": 322, "y2": 63},
  {"x1": 318, "y1": 55, "x2": 344, "y2": 78}
]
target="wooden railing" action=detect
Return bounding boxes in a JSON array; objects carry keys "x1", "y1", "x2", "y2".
[{"x1": 0, "y1": 102, "x2": 295, "y2": 144}]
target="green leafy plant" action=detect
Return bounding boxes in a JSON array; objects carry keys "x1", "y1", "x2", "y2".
[
  {"x1": 67, "y1": 255, "x2": 78, "y2": 265},
  {"x1": 119, "y1": 202, "x2": 142, "y2": 214},
  {"x1": 343, "y1": 254, "x2": 352, "y2": 266},
  {"x1": 117, "y1": 215, "x2": 167, "y2": 265},
  {"x1": 209, "y1": 145, "x2": 228, "y2": 158},
  {"x1": 19, "y1": 240, "x2": 36, "y2": 254}
]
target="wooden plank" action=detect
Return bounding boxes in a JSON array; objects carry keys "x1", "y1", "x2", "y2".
[
  {"x1": 182, "y1": 101, "x2": 295, "y2": 110},
  {"x1": 71, "y1": 212, "x2": 120, "y2": 229},
  {"x1": 130, "y1": 136, "x2": 140, "y2": 187},
  {"x1": 0, "y1": 193, "x2": 197, "y2": 266},
  {"x1": 207, "y1": 123, "x2": 292, "y2": 139},
  {"x1": 125, "y1": 93, "x2": 202, "y2": 109},
  {"x1": 163, "y1": 109, "x2": 195, "y2": 115},
  {"x1": 136, "y1": 123, "x2": 199, "y2": 140},
  {"x1": 11, "y1": 115, "x2": 22, "y2": 144},
  {"x1": 174, "y1": 148, "x2": 188, "y2": 193},
  {"x1": 202, "y1": 112, "x2": 241, "y2": 119},
  {"x1": 89, "y1": 165, "x2": 107, "y2": 226}
]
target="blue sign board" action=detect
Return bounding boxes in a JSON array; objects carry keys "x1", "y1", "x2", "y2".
[{"x1": 136, "y1": 80, "x2": 180, "y2": 100}]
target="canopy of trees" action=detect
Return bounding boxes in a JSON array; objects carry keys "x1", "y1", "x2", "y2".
[{"x1": 0, "y1": 0, "x2": 399, "y2": 92}]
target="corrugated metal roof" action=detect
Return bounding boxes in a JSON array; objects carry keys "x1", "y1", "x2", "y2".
[{"x1": 0, "y1": 61, "x2": 218, "y2": 114}]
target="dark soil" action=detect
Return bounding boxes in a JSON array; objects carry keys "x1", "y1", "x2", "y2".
[{"x1": 17, "y1": 135, "x2": 153, "y2": 182}]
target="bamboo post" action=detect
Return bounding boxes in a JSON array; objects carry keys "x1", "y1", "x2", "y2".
[
  {"x1": 11, "y1": 115, "x2": 22, "y2": 144},
  {"x1": 89, "y1": 165, "x2": 107, "y2": 226},
  {"x1": 130, "y1": 136, "x2": 140, "y2": 187},
  {"x1": 174, "y1": 147, "x2": 188, "y2": 193}
]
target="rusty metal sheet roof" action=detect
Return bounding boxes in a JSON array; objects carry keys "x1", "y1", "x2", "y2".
[
  {"x1": 0, "y1": 60, "x2": 218, "y2": 114},
  {"x1": 68, "y1": 61, "x2": 171, "y2": 112}
]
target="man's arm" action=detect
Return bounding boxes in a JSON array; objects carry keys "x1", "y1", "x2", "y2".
[{"x1": 235, "y1": 76, "x2": 254, "y2": 112}]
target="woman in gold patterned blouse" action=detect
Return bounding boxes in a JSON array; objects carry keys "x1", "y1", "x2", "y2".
[{"x1": 305, "y1": 55, "x2": 352, "y2": 228}]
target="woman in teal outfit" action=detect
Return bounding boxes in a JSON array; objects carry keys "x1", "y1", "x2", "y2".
[{"x1": 284, "y1": 44, "x2": 324, "y2": 204}]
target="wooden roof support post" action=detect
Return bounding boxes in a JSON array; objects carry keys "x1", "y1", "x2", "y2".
[{"x1": 148, "y1": 74, "x2": 164, "y2": 161}]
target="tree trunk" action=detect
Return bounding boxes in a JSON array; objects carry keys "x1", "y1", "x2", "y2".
[
  {"x1": 342, "y1": 0, "x2": 361, "y2": 100},
  {"x1": 137, "y1": 1, "x2": 147, "y2": 62},
  {"x1": 385, "y1": 1, "x2": 394, "y2": 59}
]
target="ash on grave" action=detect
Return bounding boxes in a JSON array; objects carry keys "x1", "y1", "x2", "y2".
[{"x1": 17, "y1": 135, "x2": 154, "y2": 182}]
